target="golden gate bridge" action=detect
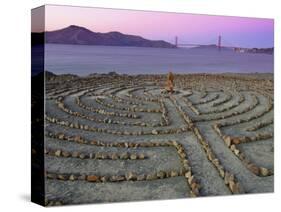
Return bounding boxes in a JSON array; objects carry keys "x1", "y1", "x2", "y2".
[{"x1": 174, "y1": 35, "x2": 235, "y2": 50}]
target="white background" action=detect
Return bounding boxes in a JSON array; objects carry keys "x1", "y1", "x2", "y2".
[{"x1": 0, "y1": 0, "x2": 279, "y2": 211}]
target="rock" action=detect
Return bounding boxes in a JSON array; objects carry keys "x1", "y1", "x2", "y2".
[
  {"x1": 138, "y1": 153, "x2": 145, "y2": 159},
  {"x1": 100, "y1": 176, "x2": 109, "y2": 182},
  {"x1": 234, "y1": 148, "x2": 240, "y2": 155},
  {"x1": 137, "y1": 174, "x2": 146, "y2": 181},
  {"x1": 224, "y1": 172, "x2": 234, "y2": 185},
  {"x1": 110, "y1": 175, "x2": 125, "y2": 182},
  {"x1": 79, "y1": 153, "x2": 86, "y2": 159},
  {"x1": 219, "y1": 168, "x2": 225, "y2": 178},
  {"x1": 125, "y1": 172, "x2": 137, "y2": 181},
  {"x1": 229, "y1": 181, "x2": 240, "y2": 194},
  {"x1": 230, "y1": 144, "x2": 236, "y2": 151},
  {"x1": 101, "y1": 153, "x2": 108, "y2": 159},
  {"x1": 57, "y1": 174, "x2": 67, "y2": 180},
  {"x1": 146, "y1": 173, "x2": 157, "y2": 181},
  {"x1": 120, "y1": 152, "x2": 129, "y2": 160},
  {"x1": 231, "y1": 137, "x2": 241, "y2": 145},
  {"x1": 260, "y1": 167, "x2": 269, "y2": 176},
  {"x1": 110, "y1": 153, "x2": 118, "y2": 160},
  {"x1": 223, "y1": 136, "x2": 231, "y2": 147},
  {"x1": 54, "y1": 150, "x2": 61, "y2": 157},
  {"x1": 188, "y1": 175, "x2": 196, "y2": 185},
  {"x1": 212, "y1": 158, "x2": 219, "y2": 167},
  {"x1": 130, "y1": 153, "x2": 137, "y2": 160},
  {"x1": 191, "y1": 182, "x2": 200, "y2": 191},
  {"x1": 185, "y1": 171, "x2": 192, "y2": 179},
  {"x1": 58, "y1": 133, "x2": 64, "y2": 139},
  {"x1": 74, "y1": 136, "x2": 81, "y2": 142},
  {"x1": 247, "y1": 163, "x2": 260, "y2": 175},
  {"x1": 170, "y1": 171, "x2": 178, "y2": 177},
  {"x1": 62, "y1": 151, "x2": 70, "y2": 157},
  {"x1": 152, "y1": 129, "x2": 158, "y2": 135},
  {"x1": 95, "y1": 153, "x2": 102, "y2": 159},
  {"x1": 71, "y1": 151, "x2": 79, "y2": 158},
  {"x1": 87, "y1": 175, "x2": 99, "y2": 182},
  {"x1": 156, "y1": 171, "x2": 166, "y2": 179},
  {"x1": 69, "y1": 174, "x2": 76, "y2": 181}
]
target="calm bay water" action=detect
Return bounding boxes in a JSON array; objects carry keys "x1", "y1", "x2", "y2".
[{"x1": 45, "y1": 44, "x2": 273, "y2": 76}]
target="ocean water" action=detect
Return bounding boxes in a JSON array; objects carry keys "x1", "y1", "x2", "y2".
[{"x1": 44, "y1": 44, "x2": 273, "y2": 76}]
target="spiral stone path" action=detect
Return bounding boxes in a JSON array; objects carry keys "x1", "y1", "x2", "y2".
[{"x1": 44, "y1": 74, "x2": 273, "y2": 206}]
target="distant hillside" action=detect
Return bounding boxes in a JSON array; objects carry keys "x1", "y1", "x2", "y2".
[{"x1": 42, "y1": 25, "x2": 175, "y2": 48}]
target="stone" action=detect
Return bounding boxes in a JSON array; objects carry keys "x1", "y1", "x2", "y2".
[
  {"x1": 170, "y1": 171, "x2": 178, "y2": 177},
  {"x1": 120, "y1": 152, "x2": 129, "y2": 160},
  {"x1": 260, "y1": 167, "x2": 269, "y2": 176},
  {"x1": 152, "y1": 129, "x2": 158, "y2": 135},
  {"x1": 230, "y1": 145, "x2": 236, "y2": 151},
  {"x1": 54, "y1": 150, "x2": 61, "y2": 157},
  {"x1": 156, "y1": 171, "x2": 166, "y2": 179},
  {"x1": 137, "y1": 174, "x2": 146, "y2": 181},
  {"x1": 87, "y1": 175, "x2": 99, "y2": 182},
  {"x1": 219, "y1": 168, "x2": 225, "y2": 178},
  {"x1": 125, "y1": 172, "x2": 137, "y2": 181},
  {"x1": 57, "y1": 174, "x2": 67, "y2": 180},
  {"x1": 74, "y1": 136, "x2": 81, "y2": 142},
  {"x1": 69, "y1": 174, "x2": 76, "y2": 181},
  {"x1": 62, "y1": 151, "x2": 70, "y2": 157},
  {"x1": 79, "y1": 153, "x2": 86, "y2": 159},
  {"x1": 234, "y1": 148, "x2": 240, "y2": 155},
  {"x1": 111, "y1": 153, "x2": 118, "y2": 160},
  {"x1": 185, "y1": 171, "x2": 192, "y2": 179},
  {"x1": 130, "y1": 153, "x2": 137, "y2": 160},
  {"x1": 247, "y1": 163, "x2": 260, "y2": 175},
  {"x1": 223, "y1": 136, "x2": 231, "y2": 147},
  {"x1": 101, "y1": 153, "x2": 108, "y2": 159},
  {"x1": 110, "y1": 175, "x2": 125, "y2": 182},
  {"x1": 58, "y1": 133, "x2": 64, "y2": 139},
  {"x1": 191, "y1": 182, "x2": 200, "y2": 190},
  {"x1": 229, "y1": 181, "x2": 240, "y2": 194},
  {"x1": 71, "y1": 151, "x2": 79, "y2": 158},
  {"x1": 224, "y1": 172, "x2": 232, "y2": 185},
  {"x1": 188, "y1": 175, "x2": 196, "y2": 185},
  {"x1": 100, "y1": 176, "x2": 109, "y2": 182},
  {"x1": 146, "y1": 173, "x2": 157, "y2": 181},
  {"x1": 138, "y1": 153, "x2": 145, "y2": 160},
  {"x1": 231, "y1": 137, "x2": 241, "y2": 145}
]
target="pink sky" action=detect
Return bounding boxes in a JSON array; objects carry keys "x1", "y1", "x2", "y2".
[{"x1": 32, "y1": 5, "x2": 274, "y2": 48}]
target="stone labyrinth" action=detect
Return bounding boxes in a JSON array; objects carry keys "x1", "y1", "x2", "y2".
[{"x1": 44, "y1": 74, "x2": 274, "y2": 205}]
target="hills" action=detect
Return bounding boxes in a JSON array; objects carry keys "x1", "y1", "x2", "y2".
[{"x1": 32, "y1": 25, "x2": 175, "y2": 48}]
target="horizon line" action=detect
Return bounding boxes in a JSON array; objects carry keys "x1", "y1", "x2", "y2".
[{"x1": 32, "y1": 24, "x2": 274, "y2": 49}]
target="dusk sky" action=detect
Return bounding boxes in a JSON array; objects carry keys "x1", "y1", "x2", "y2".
[{"x1": 32, "y1": 5, "x2": 274, "y2": 48}]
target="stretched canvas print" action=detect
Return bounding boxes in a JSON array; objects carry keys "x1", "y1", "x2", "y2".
[{"x1": 31, "y1": 4, "x2": 274, "y2": 206}]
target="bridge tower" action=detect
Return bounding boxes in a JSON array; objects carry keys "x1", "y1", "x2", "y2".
[
  {"x1": 175, "y1": 36, "x2": 178, "y2": 47},
  {"x1": 218, "y1": 35, "x2": 222, "y2": 51}
]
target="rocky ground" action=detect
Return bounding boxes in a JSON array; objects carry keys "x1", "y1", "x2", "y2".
[{"x1": 44, "y1": 73, "x2": 274, "y2": 206}]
